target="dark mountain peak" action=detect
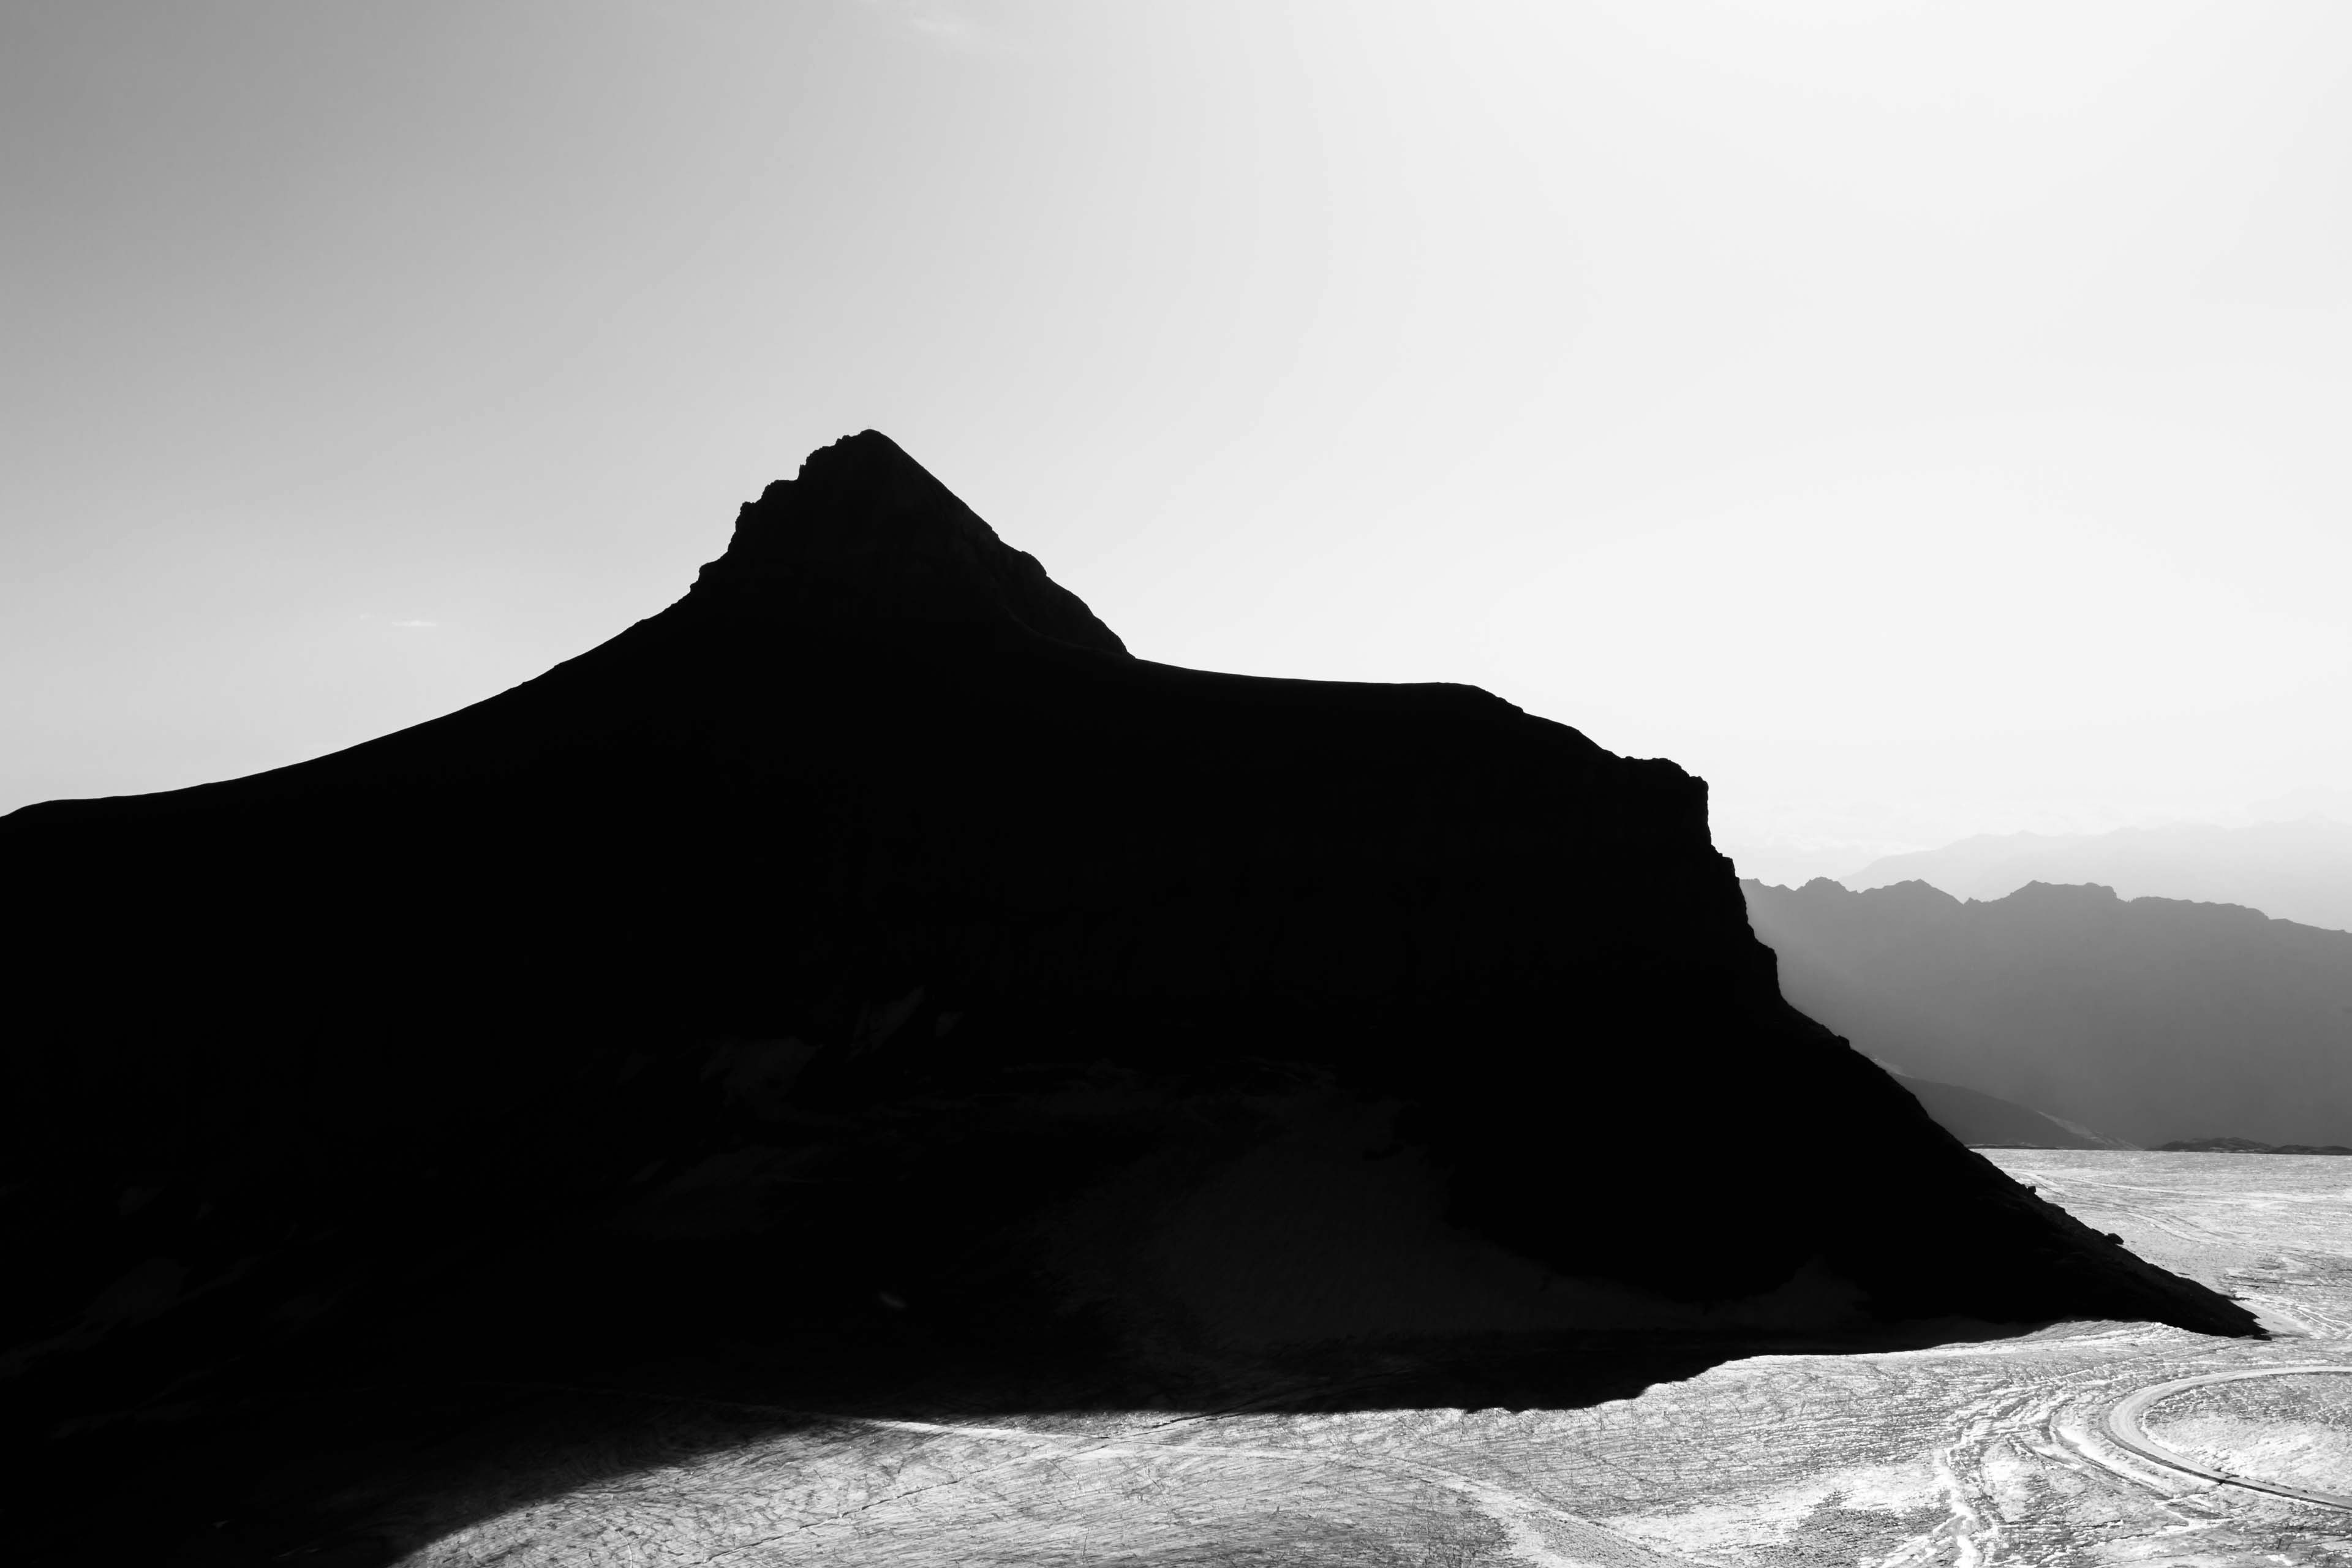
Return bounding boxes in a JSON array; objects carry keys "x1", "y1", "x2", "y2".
[
  {"x1": 1, "y1": 440, "x2": 2263, "y2": 1552},
  {"x1": 688, "y1": 429, "x2": 1128, "y2": 655}
]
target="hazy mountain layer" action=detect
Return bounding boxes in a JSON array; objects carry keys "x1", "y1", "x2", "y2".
[
  {"x1": 1745, "y1": 877, "x2": 2352, "y2": 1148},
  {"x1": 1887, "y1": 1071, "x2": 2130, "y2": 1151},
  {"x1": 1845, "y1": 820, "x2": 2352, "y2": 932}
]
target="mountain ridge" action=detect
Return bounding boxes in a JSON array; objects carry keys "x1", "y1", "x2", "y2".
[
  {"x1": 1844, "y1": 819, "x2": 2352, "y2": 932},
  {"x1": 1744, "y1": 875, "x2": 2352, "y2": 1147}
]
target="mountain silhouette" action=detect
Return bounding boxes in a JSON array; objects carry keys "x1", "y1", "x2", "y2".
[
  {"x1": 2, "y1": 433, "x2": 2252, "y2": 1560},
  {"x1": 1744, "y1": 876, "x2": 2352, "y2": 1148},
  {"x1": 1845, "y1": 820, "x2": 2352, "y2": 933}
]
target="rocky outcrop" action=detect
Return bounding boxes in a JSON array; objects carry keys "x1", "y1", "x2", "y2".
[{"x1": 1, "y1": 433, "x2": 2253, "y2": 1556}]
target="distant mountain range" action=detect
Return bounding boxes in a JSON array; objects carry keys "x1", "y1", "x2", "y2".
[
  {"x1": 1844, "y1": 818, "x2": 2352, "y2": 933},
  {"x1": 1744, "y1": 878, "x2": 2352, "y2": 1149}
]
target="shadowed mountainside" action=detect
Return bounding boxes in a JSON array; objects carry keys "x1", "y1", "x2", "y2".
[
  {"x1": 1844, "y1": 820, "x2": 2352, "y2": 933},
  {"x1": 2, "y1": 434, "x2": 2252, "y2": 1561},
  {"x1": 1744, "y1": 876, "x2": 2352, "y2": 1148}
]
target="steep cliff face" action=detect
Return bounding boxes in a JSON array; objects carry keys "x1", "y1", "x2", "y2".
[{"x1": 0, "y1": 434, "x2": 2253, "y2": 1550}]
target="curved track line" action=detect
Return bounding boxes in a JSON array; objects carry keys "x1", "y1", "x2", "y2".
[{"x1": 2104, "y1": 1366, "x2": 2352, "y2": 1512}]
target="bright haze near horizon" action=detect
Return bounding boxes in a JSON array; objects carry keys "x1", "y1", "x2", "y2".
[{"x1": 7, "y1": 1, "x2": 2350, "y2": 879}]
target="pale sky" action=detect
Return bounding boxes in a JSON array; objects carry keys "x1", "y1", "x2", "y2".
[{"x1": 7, "y1": 1, "x2": 2350, "y2": 877}]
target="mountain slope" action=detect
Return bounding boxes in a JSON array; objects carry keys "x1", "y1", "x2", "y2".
[
  {"x1": 2, "y1": 433, "x2": 2253, "y2": 1556},
  {"x1": 1887, "y1": 1071, "x2": 2131, "y2": 1150},
  {"x1": 1746, "y1": 876, "x2": 2352, "y2": 1147}
]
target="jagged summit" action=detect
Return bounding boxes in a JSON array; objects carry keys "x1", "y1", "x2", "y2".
[{"x1": 689, "y1": 429, "x2": 1128, "y2": 655}]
